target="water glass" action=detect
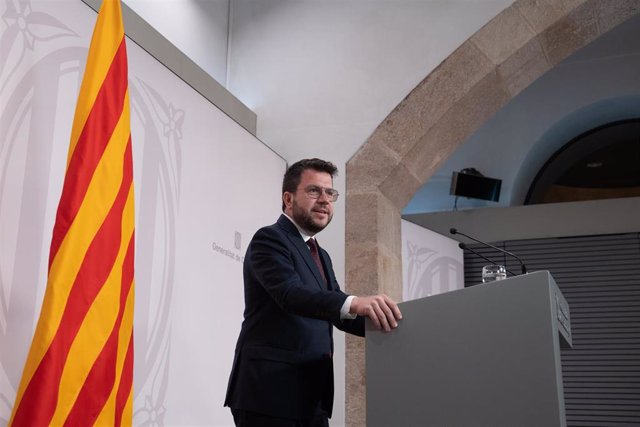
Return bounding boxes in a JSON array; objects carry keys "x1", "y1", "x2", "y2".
[{"x1": 482, "y1": 264, "x2": 507, "y2": 283}]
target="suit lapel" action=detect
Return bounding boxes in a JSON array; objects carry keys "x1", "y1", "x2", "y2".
[{"x1": 277, "y1": 215, "x2": 327, "y2": 290}]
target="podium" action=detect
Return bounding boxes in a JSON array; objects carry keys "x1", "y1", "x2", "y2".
[{"x1": 366, "y1": 271, "x2": 572, "y2": 427}]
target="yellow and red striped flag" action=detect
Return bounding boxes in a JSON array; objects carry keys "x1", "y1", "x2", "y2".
[{"x1": 10, "y1": 0, "x2": 135, "y2": 425}]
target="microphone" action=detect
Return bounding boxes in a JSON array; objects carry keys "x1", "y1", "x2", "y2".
[
  {"x1": 458, "y1": 242, "x2": 516, "y2": 276},
  {"x1": 450, "y1": 228, "x2": 527, "y2": 274}
]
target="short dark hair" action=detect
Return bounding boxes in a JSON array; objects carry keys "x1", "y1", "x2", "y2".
[{"x1": 282, "y1": 158, "x2": 338, "y2": 210}]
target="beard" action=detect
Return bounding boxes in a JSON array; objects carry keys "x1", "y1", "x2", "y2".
[{"x1": 292, "y1": 199, "x2": 332, "y2": 234}]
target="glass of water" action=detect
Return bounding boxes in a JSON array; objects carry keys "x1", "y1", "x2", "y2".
[{"x1": 482, "y1": 264, "x2": 507, "y2": 283}]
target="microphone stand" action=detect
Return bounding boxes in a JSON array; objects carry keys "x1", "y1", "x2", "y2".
[
  {"x1": 450, "y1": 228, "x2": 527, "y2": 274},
  {"x1": 459, "y1": 242, "x2": 517, "y2": 276}
]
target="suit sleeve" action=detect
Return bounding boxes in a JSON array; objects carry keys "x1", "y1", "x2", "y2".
[
  {"x1": 248, "y1": 226, "x2": 349, "y2": 324},
  {"x1": 323, "y1": 251, "x2": 366, "y2": 337},
  {"x1": 334, "y1": 317, "x2": 365, "y2": 337}
]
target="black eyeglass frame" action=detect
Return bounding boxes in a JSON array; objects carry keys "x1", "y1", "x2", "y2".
[{"x1": 300, "y1": 185, "x2": 339, "y2": 202}]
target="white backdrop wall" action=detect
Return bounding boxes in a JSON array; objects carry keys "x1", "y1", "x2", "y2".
[{"x1": 0, "y1": 1, "x2": 284, "y2": 426}]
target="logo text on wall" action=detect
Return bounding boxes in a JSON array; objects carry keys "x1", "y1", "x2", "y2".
[{"x1": 212, "y1": 231, "x2": 244, "y2": 263}]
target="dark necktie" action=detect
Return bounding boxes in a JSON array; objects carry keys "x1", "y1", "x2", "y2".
[{"x1": 306, "y1": 238, "x2": 327, "y2": 287}]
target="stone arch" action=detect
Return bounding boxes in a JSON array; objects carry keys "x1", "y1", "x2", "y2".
[{"x1": 344, "y1": 0, "x2": 640, "y2": 425}]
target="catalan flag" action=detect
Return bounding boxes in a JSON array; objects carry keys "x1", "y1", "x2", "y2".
[{"x1": 10, "y1": 0, "x2": 135, "y2": 425}]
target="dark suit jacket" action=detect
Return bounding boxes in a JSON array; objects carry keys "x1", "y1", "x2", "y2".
[{"x1": 224, "y1": 215, "x2": 365, "y2": 420}]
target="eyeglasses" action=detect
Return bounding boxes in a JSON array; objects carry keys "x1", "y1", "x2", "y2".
[{"x1": 302, "y1": 185, "x2": 339, "y2": 202}]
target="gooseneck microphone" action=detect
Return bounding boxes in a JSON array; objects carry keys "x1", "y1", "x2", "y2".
[
  {"x1": 458, "y1": 242, "x2": 517, "y2": 276},
  {"x1": 450, "y1": 228, "x2": 527, "y2": 274}
]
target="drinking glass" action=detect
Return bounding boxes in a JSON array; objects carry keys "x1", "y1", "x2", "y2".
[{"x1": 482, "y1": 264, "x2": 507, "y2": 283}]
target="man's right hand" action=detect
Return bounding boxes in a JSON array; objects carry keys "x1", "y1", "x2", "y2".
[{"x1": 350, "y1": 294, "x2": 402, "y2": 332}]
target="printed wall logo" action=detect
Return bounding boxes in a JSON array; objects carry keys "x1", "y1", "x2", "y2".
[
  {"x1": 212, "y1": 232, "x2": 244, "y2": 263},
  {"x1": 404, "y1": 240, "x2": 463, "y2": 299}
]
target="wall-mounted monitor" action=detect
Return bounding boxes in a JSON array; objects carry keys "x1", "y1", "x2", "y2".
[{"x1": 450, "y1": 171, "x2": 502, "y2": 202}]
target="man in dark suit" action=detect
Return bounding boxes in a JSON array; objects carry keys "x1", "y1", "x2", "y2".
[{"x1": 225, "y1": 158, "x2": 402, "y2": 426}]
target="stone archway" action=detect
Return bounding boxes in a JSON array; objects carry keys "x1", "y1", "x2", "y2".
[{"x1": 344, "y1": 0, "x2": 640, "y2": 425}]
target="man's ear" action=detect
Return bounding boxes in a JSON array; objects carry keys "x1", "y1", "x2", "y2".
[{"x1": 283, "y1": 192, "x2": 292, "y2": 210}]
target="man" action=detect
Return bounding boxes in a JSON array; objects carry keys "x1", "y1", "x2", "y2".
[{"x1": 225, "y1": 158, "x2": 402, "y2": 426}]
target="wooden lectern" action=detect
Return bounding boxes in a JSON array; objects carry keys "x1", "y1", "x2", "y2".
[{"x1": 366, "y1": 271, "x2": 572, "y2": 427}]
